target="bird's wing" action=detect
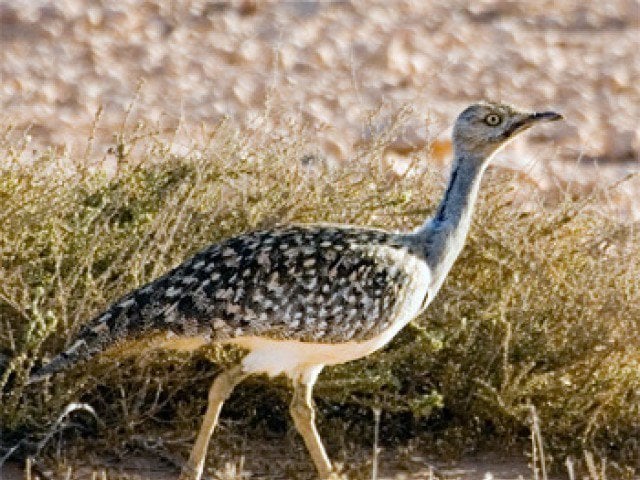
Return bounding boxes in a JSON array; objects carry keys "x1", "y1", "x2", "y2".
[{"x1": 29, "y1": 225, "x2": 427, "y2": 381}]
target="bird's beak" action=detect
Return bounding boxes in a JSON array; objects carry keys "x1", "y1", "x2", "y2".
[
  {"x1": 504, "y1": 110, "x2": 563, "y2": 138},
  {"x1": 528, "y1": 111, "x2": 563, "y2": 123}
]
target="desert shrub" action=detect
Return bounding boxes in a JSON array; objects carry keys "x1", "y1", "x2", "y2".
[{"x1": 0, "y1": 114, "x2": 638, "y2": 473}]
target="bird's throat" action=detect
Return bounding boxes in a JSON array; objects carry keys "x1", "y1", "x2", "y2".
[{"x1": 420, "y1": 154, "x2": 488, "y2": 279}]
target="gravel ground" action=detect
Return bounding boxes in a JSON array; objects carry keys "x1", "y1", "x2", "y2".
[
  {"x1": 1, "y1": 0, "x2": 638, "y2": 154},
  {"x1": 0, "y1": 446, "x2": 543, "y2": 480},
  {"x1": 1, "y1": 0, "x2": 639, "y2": 204},
  {"x1": 3, "y1": 2, "x2": 640, "y2": 216}
]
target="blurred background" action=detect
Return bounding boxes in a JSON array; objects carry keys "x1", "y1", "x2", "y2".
[{"x1": 1, "y1": 0, "x2": 639, "y2": 213}]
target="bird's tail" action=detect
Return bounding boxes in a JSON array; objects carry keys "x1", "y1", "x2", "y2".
[
  {"x1": 27, "y1": 336, "x2": 99, "y2": 385},
  {"x1": 27, "y1": 248, "x2": 216, "y2": 384},
  {"x1": 27, "y1": 282, "x2": 161, "y2": 384}
]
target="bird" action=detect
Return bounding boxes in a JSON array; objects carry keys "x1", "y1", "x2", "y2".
[{"x1": 28, "y1": 102, "x2": 562, "y2": 480}]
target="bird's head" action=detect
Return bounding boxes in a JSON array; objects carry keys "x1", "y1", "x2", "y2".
[{"x1": 452, "y1": 101, "x2": 563, "y2": 160}]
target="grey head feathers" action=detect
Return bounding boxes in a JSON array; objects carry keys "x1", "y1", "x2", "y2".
[{"x1": 453, "y1": 101, "x2": 562, "y2": 160}]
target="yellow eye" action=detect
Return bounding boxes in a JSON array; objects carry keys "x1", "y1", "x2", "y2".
[{"x1": 485, "y1": 114, "x2": 502, "y2": 126}]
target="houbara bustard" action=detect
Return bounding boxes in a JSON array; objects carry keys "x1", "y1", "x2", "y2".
[{"x1": 29, "y1": 102, "x2": 562, "y2": 480}]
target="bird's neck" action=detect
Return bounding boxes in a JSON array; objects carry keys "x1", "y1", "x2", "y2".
[{"x1": 416, "y1": 151, "x2": 489, "y2": 284}]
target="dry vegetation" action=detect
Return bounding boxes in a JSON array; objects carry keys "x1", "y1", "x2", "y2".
[{"x1": 0, "y1": 109, "x2": 639, "y2": 478}]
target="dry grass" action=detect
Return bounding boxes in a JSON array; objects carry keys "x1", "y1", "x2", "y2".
[{"x1": 0, "y1": 110, "x2": 639, "y2": 478}]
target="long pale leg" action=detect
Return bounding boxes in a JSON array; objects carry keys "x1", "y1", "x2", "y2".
[
  {"x1": 289, "y1": 365, "x2": 333, "y2": 479},
  {"x1": 178, "y1": 364, "x2": 247, "y2": 480}
]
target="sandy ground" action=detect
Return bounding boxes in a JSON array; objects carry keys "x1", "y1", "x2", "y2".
[
  {"x1": 0, "y1": 0, "x2": 638, "y2": 156},
  {"x1": 1, "y1": 0, "x2": 639, "y2": 217},
  {"x1": 0, "y1": 450, "x2": 542, "y2": 480}
]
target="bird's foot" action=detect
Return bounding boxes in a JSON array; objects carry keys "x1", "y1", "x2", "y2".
[
  {"x1": 323, "y1": 473, "x2": 348, "y2": 480},
  {"x1": 177, "y1": 464, "x2": 201, "y2": 480},
  {"x1": 320, "y1": 465, "x2": 349, "y2": 480}
]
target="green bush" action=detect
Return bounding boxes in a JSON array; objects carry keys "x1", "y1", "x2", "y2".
[{"x1": 1, "y1": 114, "x2": 638, "y2": 474}]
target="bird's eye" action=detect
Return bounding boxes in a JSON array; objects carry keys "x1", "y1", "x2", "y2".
[{"x1": 484, "y1": 114, "x2": 502, "y2": 126}]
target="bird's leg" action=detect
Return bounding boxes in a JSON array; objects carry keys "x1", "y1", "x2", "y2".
[
  {"x1": 178, "y1": 364, "x2": 247, "y2": 480},
  {"x1": 289, "y1": 366, "x2": 333, "y2": 479}
]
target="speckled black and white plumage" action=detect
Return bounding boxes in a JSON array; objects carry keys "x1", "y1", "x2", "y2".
[{"x1": 33, "y1": 225, "x2": 429, "y2": 380}]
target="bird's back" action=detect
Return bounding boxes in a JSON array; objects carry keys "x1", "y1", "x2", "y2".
[{"x1": 31, "y1": 225, "x2": 431, "y2": 381}]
